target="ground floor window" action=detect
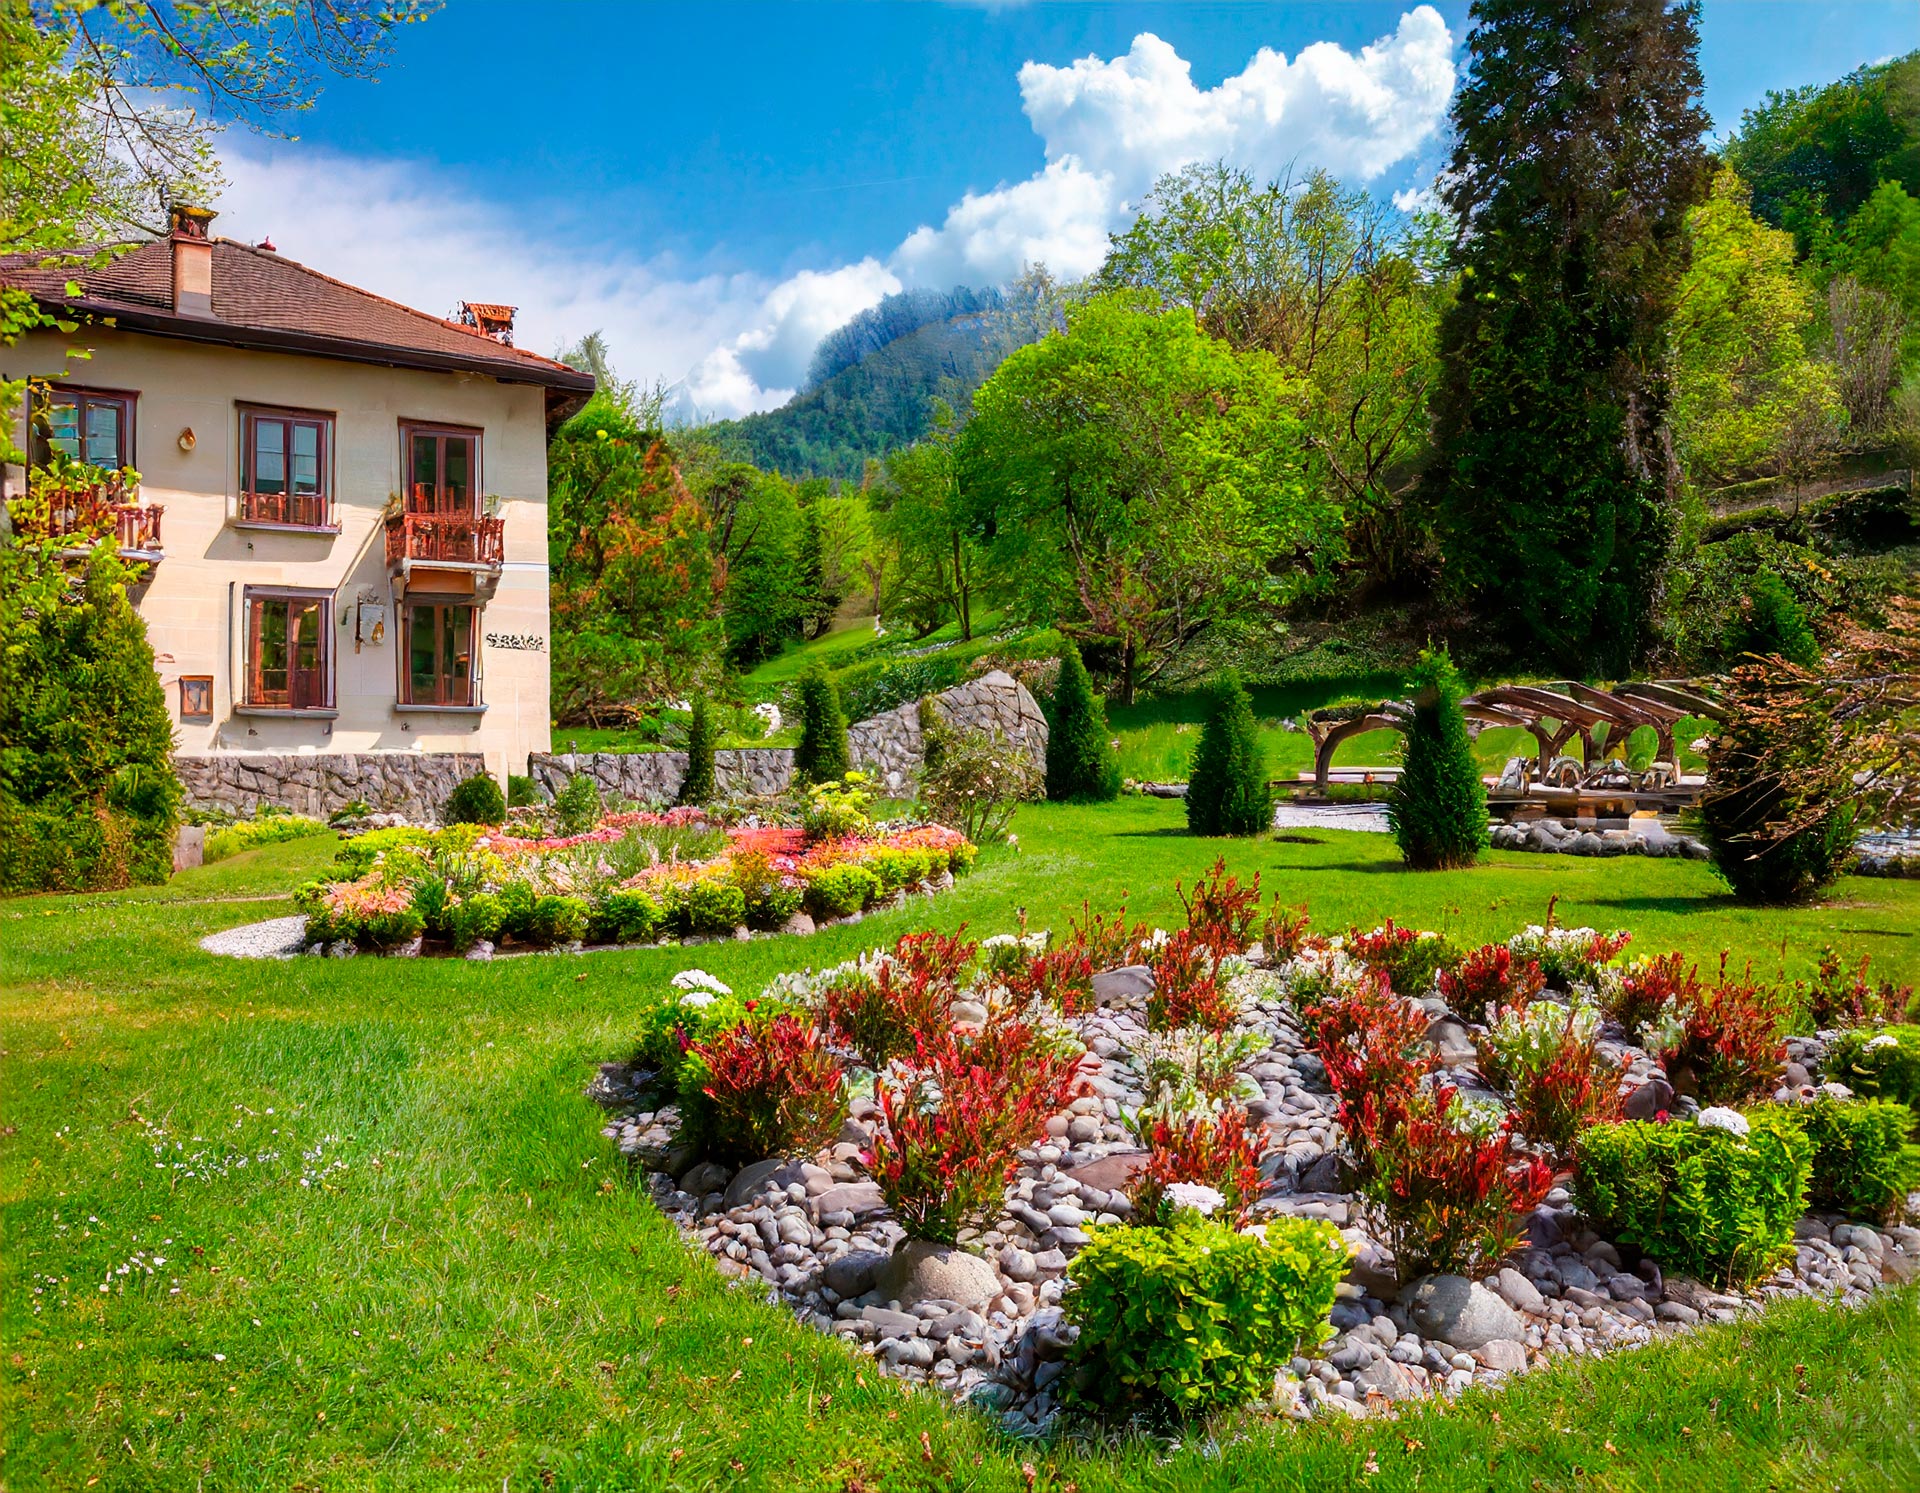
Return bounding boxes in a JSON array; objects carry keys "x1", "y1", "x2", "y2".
[
  {"x1": 402, "y1": 600, "x2": 477, "y2": 706},
  {"x1": 245, "y1": 589, "x2": 332, "y2": 710}
]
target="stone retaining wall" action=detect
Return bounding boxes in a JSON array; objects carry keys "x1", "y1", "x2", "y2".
[
  {"x1": 176, "y1": 752, "x2": 487, "y2": 822},
  {"x1": 532, "y1": 670, "x2": 1050, "y2": 806}
]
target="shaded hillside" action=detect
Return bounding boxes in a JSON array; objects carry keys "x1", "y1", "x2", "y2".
[{"x1": 695, "y1": 283, "x2": 1062, "y2": 480}]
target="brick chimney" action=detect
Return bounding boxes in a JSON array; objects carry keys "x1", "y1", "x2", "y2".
[{"x1": 169, "y1": 204, "x2": 218, "y2": 318}]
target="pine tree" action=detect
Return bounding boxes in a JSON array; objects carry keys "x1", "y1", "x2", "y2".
[
  {"x1": 1185, "y1": 671, "x2": 1270, "y2": 836},
  {"x1": 679, "y1": 694, "x2": 717, "y2": 805},
  {"x1": 793, "y1": 662, "x2": 850, "y2": 784},
  {"x1": 1433, "y1": 0, "x2": 1712, "y2": 675},
  {"x1": 1387, "y1": 648, "x2": 1488, "y2": 871},
  {"x1": 1045, "y1": 643, "x2": 1121, "y2": 802}
]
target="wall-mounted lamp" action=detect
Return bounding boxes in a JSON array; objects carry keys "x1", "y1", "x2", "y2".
[{"x1": 177, "y1": 427, "x2": 197, "y2": 453}]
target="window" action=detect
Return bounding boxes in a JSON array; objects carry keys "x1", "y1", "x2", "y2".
[
  {"x1": 240, "y1": 407, "x2": 332, "y2": 527},
  {"x1": 401, "y1": 600, "x2": 478, "y2": 706},
  {"x1": 245, "y1": 589, "x2": 332, "y2": 711},
  {"x1": 32, "y1": 385, "x2": 135, "y2": 470},
  {"x1": 401, "y1": 422, "x2": 481, "y2": 514}
]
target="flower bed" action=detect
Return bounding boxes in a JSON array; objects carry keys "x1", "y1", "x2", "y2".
[
  {"x1": 289, "y1": 789, "x2": 976, "y2": 958},
  {"x1": 592, "y1": 879, "x2": 1920, "y2": 1434}
]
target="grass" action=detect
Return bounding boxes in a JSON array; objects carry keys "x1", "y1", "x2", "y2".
[{"x1": 5, "y1": 802, "x2": 1919, "y2": 1490}]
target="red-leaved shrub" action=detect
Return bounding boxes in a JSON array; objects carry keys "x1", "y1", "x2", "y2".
[
  {"x1": 1069, "y1": 897, "x2": 1147, "y2": 972},
  {"x1": 818, "y1": 958, "x2": 954, "y2": 1071},
  {"x1": 1610, "y1": 951, "x2": 1701, "y2": 1037},
  {"x1": 864, "y1": 1015, "x2": 1086, "y2": 1244},
  {"x1": 1132, "y1": 1105, "x2": 1269, "y2": 1226},
  {"x1": 690, "y1": 1014, "x2": 847, "y2": 1164},
  {"x1": 1261, "y1": 898, "x2": 1314, "y2": 961},
  {"x1": 1353, "y1": 1083, "x2": 1554, "y2": 1280},
  {"x1": 1308, "y1": 971, "x2": 1437, "y2": 1140},
  {"x1": 1439, "y1": 943, "x2": 1545, "y2": 1022},
  {"x1": 1146, "y1": 928, "x2": 1240, "y2": 1032},
  {"x1": 1347, "y1": 919, "x2": 1458, "y2": 998},
  {"x1": 1177, "y1": 858, "x2": 1262, "y2": 956},
  {"x1": 1475, "y1": 1002, "x2": 1624, "y2": 1164},
  {"x1": 1647, "y1": 956, "x2": 1789, "y2": 1104},
  {"x1": 1799, "y1": 946, "x2": 1914, "y2": 1030},
  {"x1": 1006, "y1": 943, "x2": 1096, "y2": 1015},
  {"x1": 892, "y1": 927, "x2": 978, "y2": 992}
]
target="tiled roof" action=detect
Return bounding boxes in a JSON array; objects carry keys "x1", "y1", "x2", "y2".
[{"x1": 0, "y1": 239, "x2": 594, "y2": 393}]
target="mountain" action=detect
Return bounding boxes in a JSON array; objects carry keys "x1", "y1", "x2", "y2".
[{"x1": 694, "y1": 280, "x2": 1065, "y2": 480}]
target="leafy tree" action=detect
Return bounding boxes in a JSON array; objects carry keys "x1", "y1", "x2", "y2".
[
  {"x1": 1386, "y1": 648, "x2": 1487, "y2": 871},
  {"x1": 1044, "y1": 643, "x2": 1120, "y2": 802},
  {"x1": 793, "y1": 662, "x2": 850, "y2": 785},
  {"x1": 882, "y1": 403, "x2": 981, "y2": 638},
  {"x1": 1724, "y1": 571, "x2": 1820, "y2": 667},
  {"x1": 547, "y1": 396, "x2": 720, "y2": 724},
  {"x1": 1185, "y1": 671, "x2": 1270, "y2": 837},
  {"x1": 962, "y1": 293, "x2": 1330, "y2": 704},
  {"x1": 1723, "y1": 51, "x2": 1920, "y2": 251},
  {"x1": 683, "y1": 457, "x2": 806, "y2": 666},
  {"x1": 679, "y1": 695, "x2": 716, "y2": 806},
  {"x1": 1102, "y1": 162, "x2": 1449, "y2": 588},
  {"x1": 1669, "y1": 170, "x2": 1844, "y2": 488},
  {"x1": 1432, "y1": 0, "x2": 1713, "y2": 676}
]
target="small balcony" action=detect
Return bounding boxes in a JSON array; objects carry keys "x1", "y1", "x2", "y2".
[
  {"x1": 10, "y1": 474, "x2": 164, "y2": 563},
  {"x1": 236, "y1": 490, "x2": 337, "y2": 532},
  {"x1": 384, "y1": 510, "x2": 506, "y2": 573}
]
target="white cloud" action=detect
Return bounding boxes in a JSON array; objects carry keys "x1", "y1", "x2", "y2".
[{"x1": 212, "y1": 9, "x2": 1455, "y2": 418}]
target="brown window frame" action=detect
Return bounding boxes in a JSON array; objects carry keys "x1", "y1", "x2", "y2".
[
  {"x1": 243, "y1": 586, "x2": 334, "y2": 712},
  {"x1": 399, "y1": 420, "x2": 483, "y2": 516},
  {"x1": 398, "y1": 596, "x2": 481, "y2": 708},
  {"x1": 238, "y1": 404, "x2": 335, "y2": 528},
  {"x1": 29, "y1": 383, "x2": 137, "y2": 472}
]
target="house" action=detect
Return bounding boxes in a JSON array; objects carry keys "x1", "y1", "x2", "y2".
[{"x1": 1, "y1": 205, "x2": 594, "y2": 808}]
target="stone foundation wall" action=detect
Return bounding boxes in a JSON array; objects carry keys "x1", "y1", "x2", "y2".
[
  {"x1": 176, "y1": 752, "x2": 488, "y2": 823},
  {"x1": 532, "y1": 670, "x2": 1051, "y2": 806}
]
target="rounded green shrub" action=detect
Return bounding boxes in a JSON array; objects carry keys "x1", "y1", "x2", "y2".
[
  {"x1": 507, "y1": 774, "x2": 541, "y2": 808},
  {"x1": 1386, "y1": 647, "x2": 1487, "y2": 870},
  {"x1": 1825, "y1": 1025, "x2": 1920, "y2": 1109},
  {"x1": 447, "y1": 892, "x2": 504, "y2": 951},
  {"x1": 679, "y1": 695, "x2": 717, "y2": 806},
  {"x1": 1793, "y1": 1095, "x2": 1920, "y2": 1222},
  {"x1": 442, "y1": 773, "x2": 506, "y2": 827},
  {"x1": 1045, "y1": 643, "x2": 1121, "y2": 802},
  {"x1": 1724, "y1": 570, "x2": 1818, "y2": 667},
  {"x1": 527, "y1": 894, "x2": 590, "y2": 947},
  {"x1": 1573, "y1": 1112, "x2": 1811, "y2": 1287},
  {"x1": 590, "y1": 888, "x2": 664, "y2": 945},
  {"x1": 679, "y1": 876, "x2": 748, "y2": 935},
  {"x1": 1185, "y1": 670, "x2": 1270, "y2": 837},
  {"x1": 793, "y1": 662, "x2": 850, "y2": 785},
  {"x1": 1063, "y1": 1215, "x2": 1346, "y2": 1418},
  {"x1": 802, "y1": 862, "x2": 880, "y2": 920},
  {"x1": 552, "y1": 772, "x2": 603, "y2": 836}
]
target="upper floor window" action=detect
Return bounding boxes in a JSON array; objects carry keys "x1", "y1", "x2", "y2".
[
  {"x1": 401, "y1": 422, "x2": 481, "y2": 515},
  {"x1": 239, "y1": 406, "x2": 333, "y2": 528},
  {"x1": 32, "y1": 385, "x2": 135, "y2": 470},
  {"x1": 244, "y1": 588, "x2": 333, "y2": 712}
]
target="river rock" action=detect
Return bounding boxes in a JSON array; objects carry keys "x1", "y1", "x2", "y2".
[
  {"x1": 1405, "y1": 1275, "x2": 1525, "y2": 1351},
  {"x1": 874, "y1": 1240, "x2": 1000, "y2": 1310}
]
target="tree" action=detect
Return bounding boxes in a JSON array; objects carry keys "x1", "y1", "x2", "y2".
[
  {"x1": 1101, "y1": 163, "x2": 1449, "y2": 589},
  {"x1": 962, "y1": 293, "x2": 1332, "y2": 704},
  {"x1": 882, "y1": 402, "x2": 980, "y2": 639},
  {"x1": 1386, "y1": 648, "x2": 1487, "y2": 871},
  {"x1": 679, "y1": 695, "x2": 716, "y2": 806},
  {"x1": 1724, "y1": 571, "x2": 1819, "y2": 668},
  {"x1": 1669, "y1": 170, "x2": 1845, "y2": 489},
  {"x1": 683, "y1": 456, "x2": 806, "y2": 666},
  {"x1": 1185, "y1": 672, "x2": 1270, "y2": 837},
  {"x1": 547, "y1": 396, "x2": 721, "y2": 724},
  {"x1": 793, "y1": 662, "x2": 850, "y2": 785},
  {"x1": 1432, "y1": 0, "x2": 1713, "y2": 676},
  {"x1": 1044, "y1": 643, "x2": 1120, "y2": 802}
]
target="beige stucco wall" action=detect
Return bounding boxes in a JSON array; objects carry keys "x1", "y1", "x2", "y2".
[{"x1": 1, "y1": 325, "x2": 554, "y2": 782}]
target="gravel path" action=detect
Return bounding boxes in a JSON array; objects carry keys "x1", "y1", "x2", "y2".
[
  {"x1": 201, "y1": 915, "x2": 309, "y2": 960},
  {"x1": 1272, "y1": 801, "x2": 1392, "y2": 834}
]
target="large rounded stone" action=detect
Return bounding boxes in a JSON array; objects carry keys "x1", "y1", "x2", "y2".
[
  {"x1": 1405, "y1": 1274, "x2": 1525, "y2": 1350},
  {"x1": 873, "y1": 1239, "x2": 1000, "y2": 1310},
  {"x1": 722, "y1": 1158, "x2": 805, "y2": 1208}
]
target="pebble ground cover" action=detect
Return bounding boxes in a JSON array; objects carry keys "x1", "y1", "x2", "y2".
[{"x1": 5, "y1": 798, "x2": 1919, "y2": 1491}]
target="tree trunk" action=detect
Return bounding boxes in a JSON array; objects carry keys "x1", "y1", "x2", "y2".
[
  {"x1": 953, "y1": 532, "x2": 972, "y2": 640},
  {"x1": 1121, "y1": 636, "x2": 1136, "y2": 708}
]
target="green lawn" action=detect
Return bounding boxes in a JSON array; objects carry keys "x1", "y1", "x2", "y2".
[{"x1": 6, "y1": 801, "x2": 1919, "y2": 1490}]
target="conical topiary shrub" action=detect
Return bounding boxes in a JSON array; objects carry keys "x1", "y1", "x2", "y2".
[
  {"x1": 1046, "y1": 643, "x2": 1121, "y2": 802},
  {"x1": 1386, "y1": 647, "x2": 1487, "y2": 870},
  {"x1": 794, "y1": 661, "x2": 851, "y2": 785},
  {"x1": 1186, "y1": 671, "x2": 1270, "y2": 836},
  {"x1": 679, "y1": 695, "x2": 716, "y2": 806}
]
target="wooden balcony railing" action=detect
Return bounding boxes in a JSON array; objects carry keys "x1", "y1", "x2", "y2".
[
  {"x1": 238, "y1": 490, "x2": 333, "y2": 529},
  {"x1": 384, "y1": 510, "x2": 505, "y2": 569},
  {"x1": 12, "y1": 477, "x2": 164, "y2": 555}
]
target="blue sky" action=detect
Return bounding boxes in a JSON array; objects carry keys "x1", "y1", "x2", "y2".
[{"x1": 209, "y1": 2, "x2": 1918, "y2": 417}]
